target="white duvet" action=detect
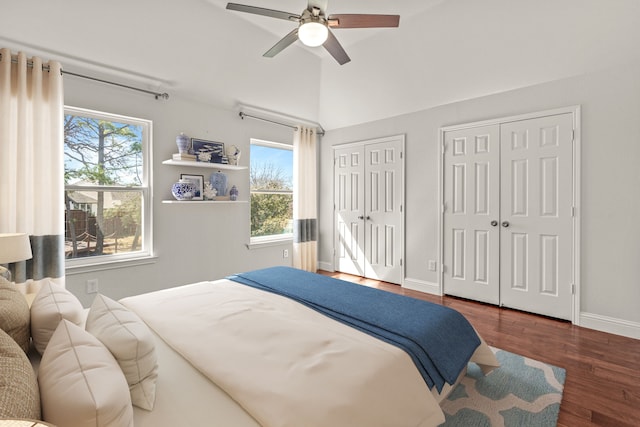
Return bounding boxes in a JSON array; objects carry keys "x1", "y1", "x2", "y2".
[{"x1": 121, "y1": 278, "x2": 498, "y2": 427}]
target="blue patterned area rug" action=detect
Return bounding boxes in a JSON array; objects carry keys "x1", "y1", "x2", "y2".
[{"x1": 441, "y1": 348, "x2": 566, "y2": 427}]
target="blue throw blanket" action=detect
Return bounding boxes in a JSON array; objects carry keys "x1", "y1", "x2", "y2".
[{"x1": 228, "y1": 267, "x2": 480, "y2": 392}]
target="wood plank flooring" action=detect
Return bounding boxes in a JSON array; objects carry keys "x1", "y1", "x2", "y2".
[{"x1": 318, "y1": 271, "x2": 640, "y2": 427}]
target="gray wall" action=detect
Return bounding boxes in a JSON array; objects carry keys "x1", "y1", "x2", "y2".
[
  {"x1": 64, "y1": 57, "x2": 640, "y2": 339},
  {"x1": 319, "y1": 60, "x2": 640, "y2": 338},
  {"x1": 64, "y1": 78, "x2": 296, "y2": 306}
]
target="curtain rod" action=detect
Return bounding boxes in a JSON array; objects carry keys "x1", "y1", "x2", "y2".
[
  {"x1": 2, "y1": 53, "x2": 169, "y2": 100},
  {"x1": 239, "y1": 112, "x2": 325, "y2": 136}
]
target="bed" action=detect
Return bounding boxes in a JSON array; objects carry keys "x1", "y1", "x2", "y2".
[
  {"x1": 1, "y1": 268, "x2": 499, "y2": 427},
  {"x1": 122, "y1": 267, "x2": 499, "y2": 427}
]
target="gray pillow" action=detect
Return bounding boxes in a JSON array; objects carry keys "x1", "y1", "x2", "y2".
[
  {"x1": 0, "y1": 279, "x2": 31, "y2": 353},
  {"x1": 0, "y1": 328, "x2": 41, "y2": 420}
]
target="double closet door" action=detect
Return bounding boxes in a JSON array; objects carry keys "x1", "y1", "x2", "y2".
[
  {"x1": 443, "y1": 112, "x2": 576, "y2": 320},
  {"x1": 334, "y1": 136, "x2": 404, "y2": 285}
]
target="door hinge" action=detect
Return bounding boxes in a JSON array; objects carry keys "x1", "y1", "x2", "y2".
[
  {"x1": 442, "y1": 264, "x2": 447, "y2": 273},
  {"x1": 571, "y1": 283, "x2": 576, "y2": 295},
  {"x1": 400, "y1": 258, "x2": 403, "y2": 266},
  {"x1": 571, "y1": 129, "x2": 575, "y2": 142},
  {"x1": 442, "y1": 202, "x2": 447, "y2": 213},
  {"x1": 571, "y1": 206, "x2": 576, "y2": 217}
]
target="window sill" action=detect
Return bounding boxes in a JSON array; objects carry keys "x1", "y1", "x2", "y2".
[
  {"x1": 65, "y1": 254, "x2": 158, "y2": 275},
  {"x1": 246, "y1": 236, "x2": 292, "y2": 250}
]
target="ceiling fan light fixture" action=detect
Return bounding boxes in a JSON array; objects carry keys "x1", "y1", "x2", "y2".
[{"x1": 298, "y1": 21, "x2": 328, "y2": 47}]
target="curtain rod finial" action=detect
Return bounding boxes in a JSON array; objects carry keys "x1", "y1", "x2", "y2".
[{"x1": 156, "y1": 93, "x2": 169, "y2": 100}]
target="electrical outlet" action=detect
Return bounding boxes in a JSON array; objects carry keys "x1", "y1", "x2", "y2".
[
  {"x1": 86, "y1": 279, "x2": 99, "y2": 294},
  {"x1": 428, "y1": 260, "x2": 437, "y2": 271},
  {"x1": 283, "y1": 249, "x2": 289, "y2": 258}
]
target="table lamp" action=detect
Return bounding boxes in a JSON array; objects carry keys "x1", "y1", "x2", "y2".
[{"x1": 0, "y1": 233, "x2": 33, "y2": 282}]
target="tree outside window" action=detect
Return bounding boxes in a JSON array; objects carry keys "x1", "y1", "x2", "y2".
[
  {"x1": 250, "y1": 140, "x2": 293, "y2": 241},
  {"x1": 64, "y1": 107, "x2": 151, "y2": 261}
]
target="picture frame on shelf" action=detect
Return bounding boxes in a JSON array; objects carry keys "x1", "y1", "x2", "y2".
[
  {"x1": 191, "y1": 138, "x2": 225, "y2": 164},
  {"x1": 180, "y1": 173, "x2": 204, "y2": 200}
]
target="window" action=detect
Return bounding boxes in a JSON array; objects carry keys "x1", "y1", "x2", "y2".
[
  {"x1": 250, "y1": 139, "x2": 293, "y2": 243},
  {"x1": 64, "y1": 106, "x2": 152, "y2": 264}
]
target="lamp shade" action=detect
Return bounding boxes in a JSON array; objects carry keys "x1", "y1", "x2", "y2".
[
  {"x1": 0, "y1": 233, "x2": 33, "y2": 264},
  {"x1": 298, "y1": 21, "x2": 328, "y2": 47}
]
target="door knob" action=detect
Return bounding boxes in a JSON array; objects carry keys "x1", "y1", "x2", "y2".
[
  {"x1": 501, "y1": 221, "x2": 510, "y2": 227},
  {"x1": 490, "y1": 220, "x2": 498, "y2": 227},
  {"x1": 366, "y1": 216, "x2": 371, "y2": 220},
  {"x1": 358, "y1": 215, "x2": 364, "y2": 220}
]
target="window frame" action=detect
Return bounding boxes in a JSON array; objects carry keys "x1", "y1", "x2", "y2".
[
  {"x1": 249, "y1": 138, "x2": 293, "y2": 246},
  {"x1": 64, "y1": 105, "x2": 153, "y2": 268}
]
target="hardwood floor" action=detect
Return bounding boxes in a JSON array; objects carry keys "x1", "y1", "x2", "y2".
[{"x1": 318, "y1": 271, "x2": 640, "y2": 427}]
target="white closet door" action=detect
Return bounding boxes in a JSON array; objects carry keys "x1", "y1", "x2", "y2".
[
  {"x1": 334, "y1": 136, "x2": 404, "y2": 284},
  {"x1": 443, "y1": 125, "x2": 501, "y2": 304},
  {"x1": 499, "y1": 113, "x2": 574, "y2": 320},
  {"x1": 335, "y1": 146, "x2": 365, "y2": 276},
  {"x1": 365, "y1": 139, "x2": 404, "y2": 284}
]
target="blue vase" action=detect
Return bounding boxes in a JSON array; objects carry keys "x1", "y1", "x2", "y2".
[
  {"x1": 176, "y1": 133, "x2": 190, "y2": 154},
  {"x1": 171, "y1": 179, "x2": 196, "y2": 200},
  {"x1": 210, "y1": 171, "x2": 227, "y2": 196},
  {"x1": 230, "y1": 185, "x2": 238, "y2": 201}
]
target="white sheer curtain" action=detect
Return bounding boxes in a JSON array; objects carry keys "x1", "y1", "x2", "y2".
[
  {"x1": 292, "y1": 126, "x2": 318, "y2": 272},
  {"x1": 0, "y1": 48, "x2": 65, "y2": 293}
]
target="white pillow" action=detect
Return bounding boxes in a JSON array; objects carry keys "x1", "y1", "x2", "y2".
[
  {"x1": 38, "y1": 319, "x2": 133, "y2": 427},
  {"x1": 30, "y1": 280, "x2": 84, "y2": 354},
  {"x1": 86, "y1": 293, "x2": 159, "y2": 410}
]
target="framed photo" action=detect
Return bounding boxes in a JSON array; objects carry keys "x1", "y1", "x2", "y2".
[
  {"x1": 180, "y1": 173, "x2": 204, "y2": 200},
  {"x1": 191, "y1": 138, "x2": 225, "y2": 164}
]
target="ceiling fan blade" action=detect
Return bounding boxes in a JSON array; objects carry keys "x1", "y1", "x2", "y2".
[
  {"x1": 327, "y1": 14, "x2": 400, "y2": 28},
  {"x1": 263, "y1": 28, "x2": 299, "y2": 58},
  {"x1": 323, "y1": 30, "x2": 350, "y2": 65},
  {"x1": 226, "y1": 3, "x2": 300, "y2": 22}
]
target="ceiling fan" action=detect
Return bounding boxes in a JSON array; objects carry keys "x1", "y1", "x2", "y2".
[{"x1": 226, "y1": 1, "x2": 400, "y2": 65}]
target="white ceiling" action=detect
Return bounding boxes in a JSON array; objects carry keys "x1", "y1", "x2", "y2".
[{"x1": 1, "y1": 0, "x2": 640, "y2": 130}]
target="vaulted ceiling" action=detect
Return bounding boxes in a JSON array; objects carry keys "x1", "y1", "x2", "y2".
[{"x1": 2, "y1": 0, "x2": 639, "y2": 130}]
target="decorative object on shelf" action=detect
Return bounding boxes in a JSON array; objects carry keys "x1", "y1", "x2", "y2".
[
  {"x1": 209, "y1": 170, "x2": 228, "y2": 196},
  {"x1": 203, "y1": 182, "x2": 218, "y2": 200},
  {"x1": 176, "y1": 132, "x2": 190, "y2": 154},
  {"x1": 0, "y1": 233, "x2": 33, "y2": 282},
  {"x1": 180, "y1": 174, "x2": 204, "y2": 200},
  {"x1": 172, "y1": 152, "x2": 196, "y2": 161},
  {"x1": 192, "y1": 138, "x2": 225, "y2": 164},
  {"x1": 226, "y1": 145, "x2": 241, "y2": 166},
  {"x1": 229, "y1": 185, "x2": 239, "y2": 201},
  {"x1": 171, "y1": 179, "x2": 196, "y2": 201}
]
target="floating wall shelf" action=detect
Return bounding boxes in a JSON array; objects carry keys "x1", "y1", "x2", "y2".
[{"x1": 162, "y1": 159, "x2": 247, "y2": 170}]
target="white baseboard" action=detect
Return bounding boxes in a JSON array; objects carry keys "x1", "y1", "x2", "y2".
[
  {"x1": 317, "y1": 261, "x2": 334, "y2": 272},
  {"x1": 402, "y1": 277, "x2": 441, "y2": 296},
  {"x1": 579, "y1": 312, "x2": 640, "y2": 340}
]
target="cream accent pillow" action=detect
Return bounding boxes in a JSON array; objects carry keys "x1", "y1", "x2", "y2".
[
  {"x1": 38, "y1": 319, "x2": 133, "y2": 427},
  {"x1": 0, "y1": 280, "x2": 31, "y2": 353},
  {"x1": 0, "y1": 328, "x2": 41, "y2": 420},
  {"x1": 86, "y1": 294, "x2": 159, "y2": 410},
  {"x1": 30, "y1": 280, "x2": 84, "y2": 354}
]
